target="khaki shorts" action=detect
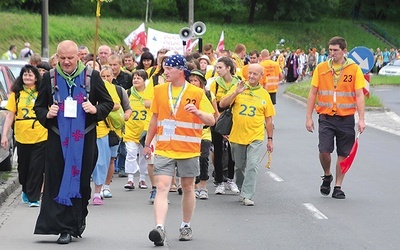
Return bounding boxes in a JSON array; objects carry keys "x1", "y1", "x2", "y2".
[{"x1": 154, "y1": 155, "x2": 200, "y2": 178}]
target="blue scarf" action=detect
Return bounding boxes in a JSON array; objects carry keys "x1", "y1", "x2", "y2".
[{"x1": 53, "y1": 70, "x2": 87, "y2": 206}]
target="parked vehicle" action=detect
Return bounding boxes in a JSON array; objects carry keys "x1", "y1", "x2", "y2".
[
  {"x1": 0, "y1": 65, "x2": 15, "y2": 171},
  {"x1": 378, "y1": 59, "x2": 400, "y2": 76},
  {"x1": 0, "y1": 60, "x2": 28, "y2": 79}
]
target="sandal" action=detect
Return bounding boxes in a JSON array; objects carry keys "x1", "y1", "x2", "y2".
[
  {"x1": 169, "y1": 184, "x2": 178, "y2": 192},
  {"x1": 177, "y1": 185, "x2": 182, "y2": 195},
  {"x1": 320, "y1": 175, "x2": 333, "y2": 196},
  {"x1": 332, "y1": 187, "x2": 346, "y2": 199}
]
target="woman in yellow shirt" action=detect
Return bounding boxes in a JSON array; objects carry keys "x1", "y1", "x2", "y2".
[
  {"x1": 123, "y1": 70, "x2": 150, "y2": 190},
  {"x1": 1, "y1": 65, "x2": 47, "y2": 207}
]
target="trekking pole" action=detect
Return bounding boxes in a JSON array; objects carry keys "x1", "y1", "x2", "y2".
[{"x1": 260, "y1": 150, "x2": 272, "y2": 169}]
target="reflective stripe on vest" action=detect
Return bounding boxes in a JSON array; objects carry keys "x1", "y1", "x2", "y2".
[
  {"x1": 157, "y1": 134, "x2": 202, "y2": 143},
  {"x1": 157, "y1": 120, "x2": 204, "y2": 130}
]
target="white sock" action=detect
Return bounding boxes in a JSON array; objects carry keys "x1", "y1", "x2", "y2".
[
  {"x1": 156, "y1": 224, "x2": 164, "y2": 230},
  {"x1": 103, "y1": 185, "x2": 110, "y2": 190},
  {"x1": 181, "y1": 221, "x2": 190, "y2": 228},
  {"x1": 93, "y1": 193, "x2": 101, "y2": 198}
]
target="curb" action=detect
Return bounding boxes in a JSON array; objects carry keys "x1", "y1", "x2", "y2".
[{"x1": 0, "y1": 168, "x2": 20, "y2": 206}]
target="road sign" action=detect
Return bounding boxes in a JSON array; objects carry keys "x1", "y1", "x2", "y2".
[{"x1": 348, "y1": 46, "x2": 375, "y2": 74}]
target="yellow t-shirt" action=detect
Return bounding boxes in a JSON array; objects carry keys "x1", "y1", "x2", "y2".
[
  {"x1": 225, "y1": 86, "x2": 275, "y2": 145},
  {"x1": 209, "y1": 77, "x2": 237, "y2": 102},
  {"x1": 123, "y1": 89, "x2": 151, "y2": 143},
  {"x1": 97, "y1": 81, "x2": 122, "y2": 138},
  {"x1": 201, "y1": 91, "x2": 216, "y2": 141},
  {"x1": 6, "y1": 91, "x2": 47, "y2": 144},
  {"x1": 150, "y1": 83, "x2": 215, "y2": 159}
]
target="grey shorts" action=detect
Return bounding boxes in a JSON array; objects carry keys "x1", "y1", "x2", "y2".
[{"x1": 153, "y1": 155, "x2": 200, "y2": 178}]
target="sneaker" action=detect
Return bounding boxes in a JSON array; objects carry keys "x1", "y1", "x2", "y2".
[
  {"x1": 149, "y1": 188, "x2": 157, "y2": 204},
  {"x1": 124, "y1": 181, "x2": 135, "y2": 190},
  {"x1": 179, "y1": 226, "x2": 193, "y2": 241},
  {"x1": 198, "y1": 189, "x2": 208, "y2": 200},
  {"x1": 149, "y1": 226, "x2": 166, "y2": 246},
  {"x1": 225, "y1": 179, "x2": 240, "y2": 193},
  {"x1": 320, "y1": 175, "x2": 333, "y2": 196},
  {"x1": 118, "y1": 172, "x2": 128, "y2": 177},
  {"x1": 139, "y1": 180, "x2": 148, "y2": 189},
  {"x1": 101, "y1": 188, "x2": 113, "y2": 198},
  {"x1": 332, "y1": 187, "x2": 346, "y2": 199},
  {"x1": 214, "y1": 183, "x2": 225, "y2": 195},
  {"x1": 177, "y1": 186, "x2": 182, "y2": 195},
  {"x1": 243, "y1": 198, "x2": 255, "y2": 206},
  {"x1": 194, "y1": 189, "x2": 200, "y2": 198},
  {"x1": 93, "y1": 196, "x2": 103, "y2": 205},
  {"x1": 29, "y1": 201, "x2": 40, "y2": 207},
  {"x1": 21, "y1": 192, "x2": 29, "y2": 204}
]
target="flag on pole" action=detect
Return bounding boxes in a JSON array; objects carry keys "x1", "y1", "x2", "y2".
[
  {"x1": 217, "y1": 31, "x2": 224, "y2": 52},
  {"x1": 186, "y1": 38, "x2": 199, "y2": 54},
  {"x1": 124, "y1": 23, "x2": 147, "y2": 51},
  {"x1": 340, "y1": 133, "x2": 360, "y2": 174}
]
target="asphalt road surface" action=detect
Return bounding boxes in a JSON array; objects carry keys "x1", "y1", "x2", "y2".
[{"x1": 0, "y1": 83, "x2": 399, "y2": 249}]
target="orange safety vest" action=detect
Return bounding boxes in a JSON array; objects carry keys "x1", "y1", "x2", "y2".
[
  {"x1": 155, "y1": 83, "x2": 204, "y2": 153},
  {"x1": 260, "y1": 60, "x2": 281, "y2": 93},
  {"x1": 315, "y1": 61, "x2": 358, "y2": 116}
]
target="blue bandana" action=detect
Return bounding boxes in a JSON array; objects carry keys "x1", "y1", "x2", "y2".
[
  {"x1": 165, "y1": 55, "x2": 191, "y2": 81},
  {"x1": 165, "y1": 55, "x2": 188, "y2": 70}
]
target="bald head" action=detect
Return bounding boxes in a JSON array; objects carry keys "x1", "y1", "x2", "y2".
[
  {"x1": 56, "y1": 40, "x2": 80, "y2": 74},
  {"x1": 98, "y1": 45, "x2": 112, "y2": 65},
  {"x1": 247, "y1": 64, "x2": 264, "y2": 86},
  {"x1": 57, "y1": 40, "x2": 79, "y2": 54},
  {"x1": 260, "y1": 49, "x2": 270, "y2": 60}
]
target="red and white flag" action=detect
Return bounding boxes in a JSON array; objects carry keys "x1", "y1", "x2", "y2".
[
  {"x1": 340, "y1": 133, "x2": 360, "y2": 174},
  {"x1": 124, "y1": 23, "x2": 147, "y2": 51},
  {"x1": 217, "y1": 31, "x2": 225, "y2": 52},
  {"x1": 186, "y1": 38, "x2": 199, "y2": 54}
]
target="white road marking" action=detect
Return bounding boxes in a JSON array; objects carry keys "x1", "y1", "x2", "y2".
[
  {"x1": 303, "y1": 203, "x2": 328, "y2": 220},
  {"x1": 266, "y1": 171, "x2": 284, "y2": 182}
]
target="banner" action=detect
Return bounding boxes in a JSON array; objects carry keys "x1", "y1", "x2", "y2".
[
  {"x1": 146, "y1": 28, "x2": 184, "y2": 56},
  {"x1": 124, "y1": 23, "x2": 147, "y2": 51},
  {"x1": 217, "y1": 31, "x2": 225, "y2": 52}
]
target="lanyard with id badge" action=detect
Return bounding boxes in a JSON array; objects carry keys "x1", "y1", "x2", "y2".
[
  {"x1": 64, "y1": 79, "x2": 78, "y2": 118},
  {"x1": 162, "y1": 83, "x2": 188, "y2": 137}
]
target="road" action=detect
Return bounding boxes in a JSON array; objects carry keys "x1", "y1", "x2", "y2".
[{"x1": 0, "y1": 83, "x2": 399, "y2": 249}]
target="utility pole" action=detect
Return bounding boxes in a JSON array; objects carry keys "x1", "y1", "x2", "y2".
[
  {"x1": 41, "y1": 0, "x2": 49, "y2": 58},
  {"x1": 188, "y1": 0, "x2": 194, "y2": 29}
]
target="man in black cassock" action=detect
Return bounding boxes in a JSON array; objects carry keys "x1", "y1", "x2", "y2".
[{"x1": 33, "y1": 40, "x2": 113, "y2": 244}]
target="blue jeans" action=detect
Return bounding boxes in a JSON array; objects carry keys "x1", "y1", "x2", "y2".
[{"x1": 117, "y1": 141, "x2": 127, "y2": 173}]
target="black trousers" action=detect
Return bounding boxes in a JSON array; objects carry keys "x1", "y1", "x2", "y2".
[
  {"x1": 16, "y1": 141, "x2": 46, "y2": 202},
  {"x1": 211, "y1": 131, "x2": 235, "y2": 184}
]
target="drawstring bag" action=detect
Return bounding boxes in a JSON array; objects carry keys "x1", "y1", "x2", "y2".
[{"x1": 108, "y1": 106, "x2": 125, "y2": 130}]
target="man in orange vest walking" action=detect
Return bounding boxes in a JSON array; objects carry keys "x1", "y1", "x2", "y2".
[
  {"x1": 305, "y1": 36, "x2": 366, "y2": 199},
  {"x1": 144, "y1": 55, "x2": 215, "y2": 246},
  {"x1": 260, "y1": 49, "x2": 283, "y2": 106}
]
